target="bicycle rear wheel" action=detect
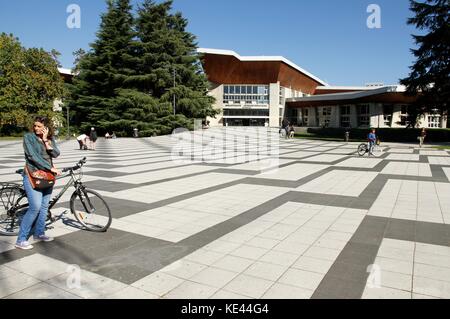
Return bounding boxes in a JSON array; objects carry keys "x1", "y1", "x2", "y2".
[
  {"x1": 0, "y1": 185, "x2": 28, "y2": 236},
  {"x1": 357, "y1": 144, "x2": 367, "y2": 156},
  {"x1": 70, "y1": 188, "x2": 112, "y2": 232}
]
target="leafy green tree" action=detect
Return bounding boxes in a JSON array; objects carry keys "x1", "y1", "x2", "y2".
[
  {"x1": 68, "y1": 0, "x2": 138, "y2": 131},
  {"x1": 400, "y1": 0, "x2": 450, "y2": 123},
  {"x1": 134, "y1": 0, "x2": 217, "y2": 119},
  {"x1": 68, "y1": 0, "x2": 217, "y2": 136},
  {"x1": 0, "y1": 33, "x2": 65, "y2": 134}
]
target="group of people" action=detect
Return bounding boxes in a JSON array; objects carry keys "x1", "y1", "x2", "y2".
[
  {"x1": 280, "y1": 119, "x2": 295, "y2": 139},
  {"x1": 76, "y1": 127, "x2": 98, "y2": 151},
  {"x1": 104, "y1": 132, "x2": 117, "y2": 139},
  {"x1": 365, "y1": 127, "x2": 427, "y2": 156}
]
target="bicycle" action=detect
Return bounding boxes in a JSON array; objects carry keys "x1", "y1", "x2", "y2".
[
  {"x1": 0, "y1": 157, "x2": 112, "y2": 236},
  {"x1": 357, "y1": 140, "x2": 382, "y2": 157}
]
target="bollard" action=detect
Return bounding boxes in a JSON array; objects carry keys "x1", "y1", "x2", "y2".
[{"x1": 345, "y1": 131, "x2": 350, "y2": 142}]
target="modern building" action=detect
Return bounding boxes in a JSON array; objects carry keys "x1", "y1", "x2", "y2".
[{"x1": 198, "y1": 48, "x2": 447, "y2": 129}]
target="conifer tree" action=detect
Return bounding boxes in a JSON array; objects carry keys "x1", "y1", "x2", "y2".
[{"x1": 400, "y1": 0, "x2": 449, "y2": 121}]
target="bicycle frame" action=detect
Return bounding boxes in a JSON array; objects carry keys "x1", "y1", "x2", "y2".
[
  {"x1": 47, "y1": 171, "x2": 77, "y2": 211},
  {"x1": 47, "y1": 169, "x2": 92, "y2": 216}
]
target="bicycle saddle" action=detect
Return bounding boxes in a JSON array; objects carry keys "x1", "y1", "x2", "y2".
[{"x1": 15, "y1": 169, "x2": 24, "y2": 175}]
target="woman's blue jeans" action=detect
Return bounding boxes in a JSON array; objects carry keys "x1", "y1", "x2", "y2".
[{"x1": 16, "y1": 174, "x2": 53, "y2": 243}]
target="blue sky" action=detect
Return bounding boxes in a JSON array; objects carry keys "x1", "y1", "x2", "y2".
[{"x1": 0, "y1": 0, "x2": 419, "y2": 86}]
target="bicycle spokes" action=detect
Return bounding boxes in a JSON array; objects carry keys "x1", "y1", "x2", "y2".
[{"x1": 71, "y1": 189, "x2": 111, "y2": 232}]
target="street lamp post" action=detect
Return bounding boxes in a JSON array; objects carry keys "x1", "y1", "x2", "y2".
[
  {"x1": 173, "y1": 68, "x2": 176, "y2": 116},
  {"x1": 66, "y1": 106, "x2": 70, "y2": 140}
]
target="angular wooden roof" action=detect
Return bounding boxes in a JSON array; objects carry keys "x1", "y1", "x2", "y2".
[{"x1": 198, "y1": 48, "x2": 327, "y2": 95}]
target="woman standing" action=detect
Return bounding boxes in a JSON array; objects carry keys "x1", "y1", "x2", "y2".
[
  {"x1": 89, "y1": 127, "x2": 98, "y2": 151},
  {"x1": 15, "y1": 116, "x2": 61, "y2": 250},
  {"x1": 419, "y1": 128, "x2": 426, "y2": 148}
]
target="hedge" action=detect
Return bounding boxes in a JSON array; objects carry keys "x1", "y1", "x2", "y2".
[{"x1": 306, "y1": 128, "x2": 450, "y2": 143}]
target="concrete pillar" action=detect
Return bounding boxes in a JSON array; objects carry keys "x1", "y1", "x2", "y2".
[
  {"x1": 330, "y1": 105, "x2": 339, "y2": 128},
  {"x1": 207, "y1": 83, "x2": 224, "y2": 127},
  {"x1": 441, "y1": 114, "x2": 447, "y2": 128},
  {"x1": 391, "y1": 105, "x2": 402, "y2": 128},
  {"x1": 309, "y1": 107, "x2": 317, "y2": 127},
  {"x1": 370, "y1": 103, "x2": 383, "y2": 128},
  {"x1": 269, "y1": 82, "x2": 280, "y2": 127},
  {"x1": 350, "y1": 105, "x2": 358, "y2": 128}
]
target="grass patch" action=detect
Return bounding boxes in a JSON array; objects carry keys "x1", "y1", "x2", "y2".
[
  {"x1": 293, "y1": 134, "x2": 365, "y2": 142},
  {"x1": 0, "y1": 136, "x2": 22, "y2": 141},
  {"x1": 432, "y1": 146, "x2": 450, "y2": 150}
]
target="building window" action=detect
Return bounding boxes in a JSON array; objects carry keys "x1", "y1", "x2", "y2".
[
  {"x1": 302, "y1": 108, "x2": 309, "y2": 126},
  {"x1": 279, "y1": 87, "x2": 285, "y2": 105},
  {"x1": 383, "y1": 104, "x2": 393, "y2": 127},
  {"x1": 223, "y1": 85, "x2": 269, "y2": 105},
  {"x1": 400, "y1": 105, "x2": 410, "y2": 126},
  {"x1": 223, "y1": 109, "x2": 269, "y2": 117},
  {"x1": 428, "y1": 116, "x2": 441, "y2": 128},
  {"x1": 340, "y1": 105, "x2": 351, "y2": 128},
  {"x1": 357, "y1": 104, "x2": 370, "y2": 127},
  {"x1": 318, "y1": 107, "x2": 331, "y2": 127}
]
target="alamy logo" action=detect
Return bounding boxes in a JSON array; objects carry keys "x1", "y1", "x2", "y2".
[
  {"x1": 66, "y1": 264, "x2": 81, "y2": 289},
  {"x1": 366, "y1": 264, "x2": 382, "y2": 288},
  {"x1": 170, "y1": 125, "x2": 280, "y2": 171},
  {"x1": 367, "y1": 4, "x2": 382, "y2": 29},
  {"x1": 67, "y1": 4, "x2": 81, "y2": 29}
]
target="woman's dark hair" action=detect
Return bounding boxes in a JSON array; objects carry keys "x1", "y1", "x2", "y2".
[{"x1": 31, "y1": 116, "x2": 54, "y2": 139}]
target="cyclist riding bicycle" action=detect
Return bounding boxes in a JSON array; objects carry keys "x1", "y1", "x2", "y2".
[{"x1": 367, "y1": 129, "x2": 377, "y2": 156}]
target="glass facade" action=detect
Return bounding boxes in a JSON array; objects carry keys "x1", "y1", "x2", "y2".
[
  {"x1": 340, "y1": 105, "x2": 351, "y2": 128},
  {"x1": 318, "y1": 107, "x2": 332, "y2": 127},
  {"x1": 223, "y1": 85, "x2": 269, "y2": 105},
  {"x1": 357, "y1": 104, "x2": 370, "y2": 127},
  {"x1": 428, "y1": 116, "x2": 441, "y2": 128},
  {"x1": 223, "y1": 109, "x2": 269, "y2": 117}
]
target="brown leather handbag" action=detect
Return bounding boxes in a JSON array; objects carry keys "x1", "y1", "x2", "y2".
[{"x1": 25, "y1": 166, "x2": 55, "y2": 190}]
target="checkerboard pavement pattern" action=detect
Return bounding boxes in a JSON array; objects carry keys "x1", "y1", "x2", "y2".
[{"x1": 1, "y1": 128, "x2": 449, "y2": 299}]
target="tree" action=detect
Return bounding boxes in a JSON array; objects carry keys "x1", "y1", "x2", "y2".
[
  {"x1": 68, "y1": 0, "x2": 138, "y2": 132},
  {"x1": 68, "y1": 0, "x2": 217, "y2": 136},
  {"x1": 134, "y1": 0, "x2": 217, "y2": 120},
  {"x1": 400, "y1": 0, "x2": 450, "y2": 123},
  {"x1": 0, "y1": 33, "x2": 66, "y2": 134}
]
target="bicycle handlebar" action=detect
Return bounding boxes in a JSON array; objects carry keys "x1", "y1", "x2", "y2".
[{"x1": 62, "y1": 157, "x2": 87, "y2": 173}]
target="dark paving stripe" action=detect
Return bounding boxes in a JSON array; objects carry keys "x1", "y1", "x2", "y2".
[
  {"x1": 54, "y1": 196, "x2": 151, "y2": 219},
  {"x1": 430, "y1": 165, "x2": 449, "y2": 181},
  {"x1": 384, "y1": 218, "x2": 450, "y2": 247},
  {"x1": 1, "y1": 228, "x2": 174, "y2": 284},
  {"x1": 312, "y1": 216, "x2": 450, "y2": 299},
  {"x1": 213, "y1": 168, "x2": 259, "y2": 176},
  {"x1": 83, "y1": 180, "x2": 140, "y2": 192},
  {"x1": 88, "y1": 163, "x2": 127, "y2": 169},
  {"x1": 84, "y1": 170, "x2": 128, "y2": 178}
]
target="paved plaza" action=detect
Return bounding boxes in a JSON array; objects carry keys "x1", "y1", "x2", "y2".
[{"x1": 0, "y1": 127, "x2": 449, "y2": 299}]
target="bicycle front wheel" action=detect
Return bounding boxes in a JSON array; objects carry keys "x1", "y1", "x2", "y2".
[
  {"x1": 70, "y1": 189, "x2": 112, "y2": 232},
  {"x1": 371, "y1": 145, "x2": 383, "y2": 157},
  {"x1": 357, "y1": 144, "x2": 367, "y2": 157},
  {"x1": 0, "y1": 186, "x2": 28, "y2": 236}
]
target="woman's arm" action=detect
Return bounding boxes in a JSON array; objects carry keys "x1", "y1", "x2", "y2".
[
  {"x1": 23, "y1": 134, "x2": 53, "y2": 171},
  {"x1": 44, "y1": 138, "x2": 60, "y2": 158}
]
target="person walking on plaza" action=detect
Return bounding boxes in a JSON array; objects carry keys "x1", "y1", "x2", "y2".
[
  {"x1": 419, "y1": 128, "x2": 426, "y2": 148},
  {"x1": 367, "y1": 128, "x2": 377, "y2": 156},
  {"x1": 89, "y1": 127, "x2": 98, "y2": 150},
  {"x1": 15, "y1": 116, "x2": 61, "y2": 250}
]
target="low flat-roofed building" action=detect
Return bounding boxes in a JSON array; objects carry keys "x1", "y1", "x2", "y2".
[{"x1": 198, "y1": 48, "x2": 447, "y2": 129}]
